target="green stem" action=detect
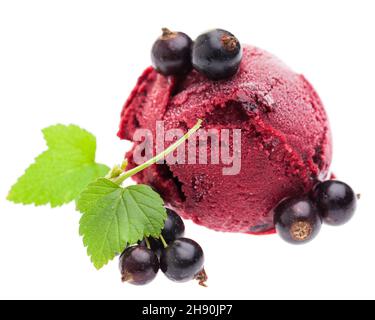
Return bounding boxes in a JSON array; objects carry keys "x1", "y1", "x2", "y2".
[
  {"x1": 113, "y1": 119, "x2": 203, "y2": 185},
  {"x1": 159, "y1": 235, "x2": 168, "y2": 248},
  {"x1": 144, "y1": 237, "x2": 151, "y2": 250}
]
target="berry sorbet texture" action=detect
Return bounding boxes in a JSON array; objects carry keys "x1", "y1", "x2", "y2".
[{"x1": 118, "y1": 45, "x2": 332, "y2": 234}]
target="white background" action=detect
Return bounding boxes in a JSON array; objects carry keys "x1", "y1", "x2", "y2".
[{"x1": 0, "y1": 0, "x2": 374, "y2": 300}]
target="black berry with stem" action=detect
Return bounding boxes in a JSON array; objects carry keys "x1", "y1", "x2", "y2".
[
  {"x1": 160, "y1": 238, "x2": 207, "y2": 286},
  {"x1": 192, "y1": 29, "x2": 242, "y2": 80},
  {"x1": 119, "y1": 245, "x2": 159, "y2": 285},
  {"x1": 139, "y1": 208, "x2": 185, "y2": 256},
  {"x1": 312, "y1": 180, "x2": 357, "y2": 226},
  {"x1": 151, "y1": 28, "x2": 193, "y2": 76},
  {"x1": 139, "y1": 237, "x2": 163, "y2": 257},
  {"x1": 274, "y1": 197, "x2": 322, "y2": 245},
  {"x1": 162, "y1": 208, "x2": 185, "y2": 243}
]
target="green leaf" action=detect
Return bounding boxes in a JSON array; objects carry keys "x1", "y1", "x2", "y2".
[
  {"x1": 77, "y1": 179, "x2": 167, "y2": 269},
  {"x1": 7, "y1": 125, "x2": 110, "y2": 207}
]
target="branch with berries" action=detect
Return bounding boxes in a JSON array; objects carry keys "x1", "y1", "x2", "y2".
[{"x1": 7, "y1": 120, "x2": 208, "y2": 286}]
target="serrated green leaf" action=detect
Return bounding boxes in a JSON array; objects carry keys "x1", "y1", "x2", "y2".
[
  {"x1": 77, "y1": 179, "x2": 167, "y2": 269},
  {"x1": 7, "y1": 125, "x2": 110, "y2": 207}
]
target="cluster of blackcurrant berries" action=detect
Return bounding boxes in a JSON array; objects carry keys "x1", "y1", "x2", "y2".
[
  {"x1": 119, "y1": 208, "x2": 207, "y2": 286},
  {"x1": 151, "y1": 28, "x2": 243, "y2": 80},
  {"x1": 274, "y1": 180, "x2": 358, "y2": 244}
]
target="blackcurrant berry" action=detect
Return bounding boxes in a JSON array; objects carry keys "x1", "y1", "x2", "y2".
[
  {"x1": 160, "y1": 238, "x2": 206, "y2": 285},
  {"x1": 192, "y1": 29, "x2": 242, "y2": 80},
  {"x1": 162, "y1": 208, "x2": 185, "y2": 243},
  {"x1": 313, "y1": 180, "x2": 357, "y2": 226},
  {"x1": 119, "y1": 246, "x2": 159, "y2": 285},
  {"x1": 151, "y1": 28, "x2": 193, "y2": 76},
  {"x1": 274, "y1": 197, "x2": 322, "y2": 244}
]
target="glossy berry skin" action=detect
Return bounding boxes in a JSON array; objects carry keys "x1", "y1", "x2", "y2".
[
  {"x1": 151, "y1": 28, "x2": 193, "y2": 76},
  {"x1": 162, "y1": 208, "x2": 185, "y2": 243},
  {"x1": 160, "y1": 238, "x2": 204, "y2": 282},
  {"x1": 274, "y1": 197, "x2": 322, "y2": 245},
  {"x1": 313, "y1": 180, "x2": 357, "y2": 226},
  {"x1": 192, "y1": 29, "x2": 242, "y2": 80},
  {"x1": 119, "y1": 246, "x2": 159, "y2": 285}
]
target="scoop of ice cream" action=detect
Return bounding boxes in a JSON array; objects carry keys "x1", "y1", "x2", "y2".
[{"x1": 118, "y1": 45, "x2": 332, "y2": 234}]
